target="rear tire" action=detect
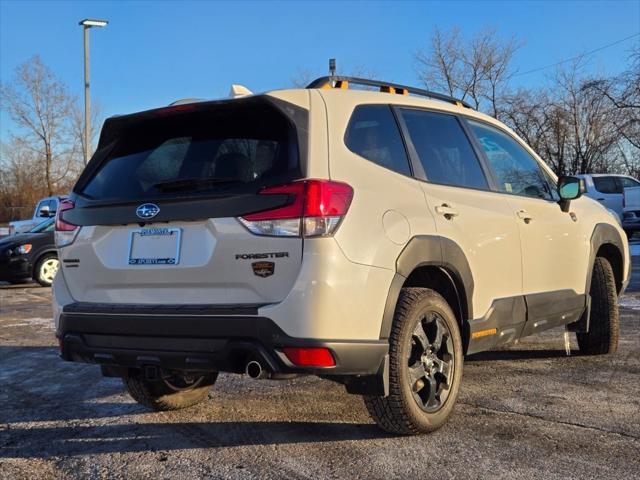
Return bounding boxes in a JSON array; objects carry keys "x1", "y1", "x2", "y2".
[
  {"x1": 124, "y1": 372, "x2": 217, "y2": 411},
  {"x1": 577, "y1": 257, "x2": 619, "y2": 355},
  {"x1": 364, "y1": 287, "x2": 463, "y2": 435}
]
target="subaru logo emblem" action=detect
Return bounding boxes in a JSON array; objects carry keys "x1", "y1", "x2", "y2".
[{"x1": 136, "y1": 203, "x2": 160, "y2": 219}]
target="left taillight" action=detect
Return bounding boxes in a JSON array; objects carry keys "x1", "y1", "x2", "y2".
[
  {"x1": 55, "y1": 199, "x2": 79, "y2": 247},
  {"x1": 238, "y1": 179, "x2": 353, "y2": 237}
]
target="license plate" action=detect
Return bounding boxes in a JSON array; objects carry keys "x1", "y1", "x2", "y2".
[{"x1": 128, "y1": 227, "x2": 181, "y2": 265}]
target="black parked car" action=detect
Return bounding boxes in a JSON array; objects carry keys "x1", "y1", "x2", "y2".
[{"x1": 0, "y1": 217, "x2": 58, "y2": 286}]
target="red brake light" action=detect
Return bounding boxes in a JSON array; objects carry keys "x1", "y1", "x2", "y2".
[
  {"x1": 154, "y1": 104, "x2": 198, "y2": 116},
  {"x1": 282, "y1": 347, "x2": 336, "y2": 367},
  {"x1": 55, "y1": 199, "x2": 77, "y2": 231},
  {"x1": 239, "y1": 180, "x2": 353, "y2": 237},
  {"x1": 304, "y1": 180, "x2": 353, "y2": 217}
]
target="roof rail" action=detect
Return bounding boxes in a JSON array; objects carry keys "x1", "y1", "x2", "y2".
[{"x1": 306, "y1": 76, "x2": 472, "y2": 109}]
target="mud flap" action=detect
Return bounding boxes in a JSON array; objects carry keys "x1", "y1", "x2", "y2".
[
  {"x1": 341, "y1": 354, "x2": 389, "y2": 396},
  {"x1": 567, "y1": 295, "x2": 591, "y2": 333}
]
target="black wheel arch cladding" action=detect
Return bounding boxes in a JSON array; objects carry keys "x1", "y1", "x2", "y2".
[
  {"x1": 380, "y1": 235, "x2": 474, "y2": 340},
  {"x1": 588, "y1": 223, "x2": 626, "y2": 295}
]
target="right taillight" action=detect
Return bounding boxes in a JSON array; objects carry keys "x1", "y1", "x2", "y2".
[
  {"x1": 238, "y1": 179, "x2": 353, "y2": 237},
  {"x1": 55, "y1": 199, "x2": 79, "y2": 247}
]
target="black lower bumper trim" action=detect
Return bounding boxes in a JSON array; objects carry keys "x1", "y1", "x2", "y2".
[{"x1": 58, "y1": 308, "x2": 388, "y2": 378}]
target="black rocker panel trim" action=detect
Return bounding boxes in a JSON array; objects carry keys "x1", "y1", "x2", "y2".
[
  {"x1": 465, "y1": 296, "x2": 526, "y2": 355},
  {"x1": 520, "y1": 289, "x2": 586, "y2": 339},
  {"x1": 466, "y1": 290, "x2": 586, "y2": 355}
]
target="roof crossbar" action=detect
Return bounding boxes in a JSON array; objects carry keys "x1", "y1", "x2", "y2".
[{"x1": 306, "y1": 76, "x2": 473, "y2": 109}]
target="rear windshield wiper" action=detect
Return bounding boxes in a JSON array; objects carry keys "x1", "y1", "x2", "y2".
[{"x1": 153, "y1": 177, "x2": 241, "y2": 192}]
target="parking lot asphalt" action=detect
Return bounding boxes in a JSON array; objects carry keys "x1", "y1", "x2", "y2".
[{"x1": 1, "y1": 243, "x2": 639, "y2": 479}]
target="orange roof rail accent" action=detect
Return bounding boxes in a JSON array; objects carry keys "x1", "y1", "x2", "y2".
[{"x1": 307, "y1": 76, "x2": 472, "y2": 108}]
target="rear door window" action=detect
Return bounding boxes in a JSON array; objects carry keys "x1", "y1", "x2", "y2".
[
  {"x1": 399, "y1": 109, "x2": 488, "y2": 190},
  {"x1": 593, "y1": 176, "x2": 621, "y2": 194},
  {"x1": 345, "y1": 105, "x2": 412, "y2": 176},
  {"x1": 619, "y1": 176, "x2": 640, "y2": 189},
  {"x1": 80, "y1": 101, "x2": 300, "y2": 201}
]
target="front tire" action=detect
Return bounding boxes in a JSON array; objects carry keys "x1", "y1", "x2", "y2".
[
  {"x1": 34, "y1": 253, "x2": 59, "y2": 287},
  {"x1": 364, "y1": 287, "x2": 463, "y2": 435},
  {"x1": 124, "y1": 372, "x2": 217, "y2": 411},
  {"x1": 577, "y1": 257, "x2": 619, "y2": 355}
]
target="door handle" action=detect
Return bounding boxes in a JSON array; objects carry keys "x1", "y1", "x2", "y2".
[
  {"x1": 435, "y1": 204, "x2": 459, "y2": 220},
  {"x1": 596, "y1": 198, "x2": 605, "y2": 201},
  {"x1": 517, "y1": 210, "x2": 533, "y2": 224}
]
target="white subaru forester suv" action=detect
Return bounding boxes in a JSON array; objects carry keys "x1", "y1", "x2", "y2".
[{"x1": 53, "y1": 76, "x2": 631, "y2": 434}]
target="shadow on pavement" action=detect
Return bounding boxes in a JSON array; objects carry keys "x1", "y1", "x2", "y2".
[{"x1": 1, "y1": 421, "x2": 386, "y2": 459}]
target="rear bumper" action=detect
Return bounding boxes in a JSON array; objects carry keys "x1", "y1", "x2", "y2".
[{"x1": 57, "y1": 303, "x2": 389, "y2": 380}]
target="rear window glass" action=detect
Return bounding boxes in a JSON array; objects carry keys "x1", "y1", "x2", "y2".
[
  {"x1": 593, "y1": 176, "x2": 621, "y2": 194},
  {"x1": 619, "y1": 177, "x2": 640, "y2": 188},
  {"x1": 345, "y1": 105, "x2": 412, "y2": 176},
  {"x1": 400, "y1": 109, "x2": 488, "y2": 190},
  {"x1": 81, "y1": 101, "x2": 299, "y2": 200}
]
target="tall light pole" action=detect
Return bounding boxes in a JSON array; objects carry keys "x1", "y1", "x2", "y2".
[{"x1": 79, "y1": 18, "x2": 108, "y2": 164}]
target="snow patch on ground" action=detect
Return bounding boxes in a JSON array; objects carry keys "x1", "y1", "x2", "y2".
[
  {"x1": 4, "y1": 317, "x2": 54, "y2": 329},
  {"x1": 619, "y1": 296, "x2": 640, "y2": 310}
]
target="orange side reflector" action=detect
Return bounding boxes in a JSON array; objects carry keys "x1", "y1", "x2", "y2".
[{"x1": 471, "y1": 328, "x2": 498, "y2": 339}]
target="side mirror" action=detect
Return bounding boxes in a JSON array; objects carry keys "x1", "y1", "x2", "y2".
[{"x1": 557, "y1": 176, "x2": 584, "y2": 212}]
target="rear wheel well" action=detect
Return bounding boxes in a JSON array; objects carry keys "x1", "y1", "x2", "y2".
[
  {"x1": 596, "y1": 244, "x2": 623, "y2": 294},
  {"x1": 402, "y1": 266, "x2": 467, "y2": 331}
]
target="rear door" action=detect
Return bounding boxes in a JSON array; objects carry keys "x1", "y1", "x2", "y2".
[
  {"x1": 397, "y1": 108, "x2": 524, "y2": 328},
  {"x1": 58, "y1": 96, "x2": 310, "y2": 306}
]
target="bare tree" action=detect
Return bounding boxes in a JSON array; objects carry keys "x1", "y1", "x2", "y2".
[
  {"x1": 0, "y1": 55, "x2": 82, "y2": 195},
  {"x1": 501, "y1": 59, "x2": 628, "y2": 176},
  {"x1": 70, "y1": 101, "x2": 103, "y2": 165},
  {"x1": 415, "y1": 27, "x2": 520, "y2": 114}
]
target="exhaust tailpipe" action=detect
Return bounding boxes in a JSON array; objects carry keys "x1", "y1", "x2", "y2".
[{"x1": 245, "y1": 360, "x2": 267, "y2": 379}]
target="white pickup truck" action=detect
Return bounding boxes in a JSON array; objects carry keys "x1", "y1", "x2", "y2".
[
  {"x1": 9, "y1": 196, "x2": 61, "y2": 235},
  {"x1": 623, "y1": 184, "x2": 640, "y2": 238},
  {"x1": 577, "y1": 174, "x2": 640, "y2": 238}
]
